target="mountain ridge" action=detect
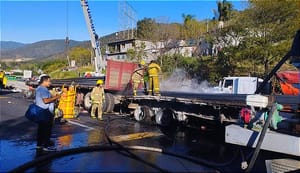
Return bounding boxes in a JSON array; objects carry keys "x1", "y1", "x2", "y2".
[
  {"x1": 0, "y1": 31, "x2": 129, "y2": 60},
  {"x1": 0, "y1": 41, "x2": 27, "y2": 50},
  {"x1": 0, "y1": 39, "x2": 87, "y2": 59}
]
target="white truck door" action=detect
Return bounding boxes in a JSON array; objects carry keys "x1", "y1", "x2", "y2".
[
  {"x1": 223, "y1": 78, "x2": 234, "y2": 93},
  {"x1": 237, "y1": 77, "x2": 257, "y2": 94}
]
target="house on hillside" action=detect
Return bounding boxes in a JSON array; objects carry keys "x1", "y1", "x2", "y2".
[
  {"x1": 164, "y1": 40, "x2": 197, "y2": 57},
  {"x1": 105, "y1": 39, "x2": 162, "y2": 62},
  {"x1": 105, "y1": 38, "x2": 198, "y2": 62}
]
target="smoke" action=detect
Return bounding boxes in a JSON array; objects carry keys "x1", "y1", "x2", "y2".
[{"x1": 160, "y1": 69, "x2": 220, "y2": 93}]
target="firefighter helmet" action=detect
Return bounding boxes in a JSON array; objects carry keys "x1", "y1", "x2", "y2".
[
  {"x1": 96, "y1": 79, "x2": 104, "y2": 85},
  {"x1": 140, "y1": 60, "x2": 146, "y2": 66}
]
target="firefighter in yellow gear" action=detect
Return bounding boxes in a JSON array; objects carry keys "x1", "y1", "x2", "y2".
[
  {"x1": 131, "y1": 60, "x2": 146, "y2": 96},
  {"x1": 91, "y1": 79, "x2": 105, "y2": 120},
  {"x1": 0, "y1": 71, "x2": 7, "y2": 89},
  {"x1": 147, "y1": 60, "x2": 161, "y2": 96}
]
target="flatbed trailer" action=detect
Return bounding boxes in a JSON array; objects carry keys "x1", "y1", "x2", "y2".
[{"x1": 118, "y1": 91, "x2": 299, "y2": 127}]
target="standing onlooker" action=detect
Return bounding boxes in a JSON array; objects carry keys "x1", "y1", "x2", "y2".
[{"x1": 35, "y1": 74, "x2": 61, "y2": 151}]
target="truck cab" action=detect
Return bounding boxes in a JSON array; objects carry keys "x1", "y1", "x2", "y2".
[{"x1": 219, "y1": 76, "x2": 269, "y2": 94}]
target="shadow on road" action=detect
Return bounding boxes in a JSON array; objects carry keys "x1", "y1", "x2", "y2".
[
  {"x1": 0, "y1": 90, "x2": 16, "y2": 95},
  {"x1": 0, "y1": 116, "x2": 37, "y2": 140}
]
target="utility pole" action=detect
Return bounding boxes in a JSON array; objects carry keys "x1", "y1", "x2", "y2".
[
  {"x1": 65, "y1": 36, "x2": 70, "y2": 67},
  {"x1": 206, "y1": 18, "x2": 209, "y2": 33},
  {"x1": 66, "y1": 0, "x2": 71, "y2": 67}
]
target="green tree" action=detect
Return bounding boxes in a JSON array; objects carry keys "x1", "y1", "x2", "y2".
[
  {"x1": 212, "y1": 0, "x2": 233, "y2": 30},
  {"x1": 126, "y1": 42, "x2": 147, "y2": 62},
  {"x1": 238, "y1": 0, "x2": 299, "y2": 73},
  {"x1": 137, "y1": 18, "x2": 157, "y2": 40},
  {"x1": 69, "y1": 47, "x2": 91, "y2": 66},
  {"x1": 182, "y1": 14, "x2": 195, "y2": 25},
  {"x1": 181, "y1": 14, "x2": 198, "y2": 39},
  {"x1": 158, "y1": 54, "x2": 182, "y2": 74},
  {"x1": 216, "y1": 0, "x2": 233, "y2": 21},
  {"x1": 208, "y1": 0, "x2": 299, "y2": 78},
  {"x1": 42, "y1": 60, "x2": 67, "y2": 74}
]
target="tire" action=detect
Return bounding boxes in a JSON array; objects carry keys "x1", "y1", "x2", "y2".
[
  {"x1": 83, "y1": 92, "x2": 92, "y2": 111},
  {"x1": 119, "y1": 100, "x2": 130, "y2": 116},
  {"x1": 134, "y1": 106, "x2": 144, "y2": 121},
  {"x1": 105, "y1": 93, "x2": 115, "y2": 113},
  {"x1": 102, "y1": 94, "x2": 109, "y2": 113},
  {"x1": 134, "y1": 106, "x2": 152, "y2": 122},
  {"x1": 155, "y1": 108, "x2": 175, "y2": 127},
  {"x1": 85, "y1": 92, "x2": 114, "y2": 113},
  {"x1": 142, "y1": 106, "x2": 153, "y2": 123}
]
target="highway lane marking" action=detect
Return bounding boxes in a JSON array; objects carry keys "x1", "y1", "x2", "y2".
[
  {"x1": 66, "y1": 120, "x2": 162, "y2": 142},
  {"x1": 110, "y1": 132, "x2": 162, "y2": 142},
  {"x1": 0, "y1": 96, "x2": 9, "y2": 99},
  {"x1": 67, "y1": 120, "x2": 95, "y2": 131}
]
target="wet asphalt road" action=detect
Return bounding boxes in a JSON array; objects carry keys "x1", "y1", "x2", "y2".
[{"x1": 0, "y1": 91, "x2": 298, "y2": 172}]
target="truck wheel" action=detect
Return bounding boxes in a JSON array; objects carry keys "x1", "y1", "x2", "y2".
[
  {"x1": 84, "y1": 92, "x2": 92, "y2": 111},
  {"x1": 102, "y1": 93, "x2": 115, "y2": 113},
  {"x1": 155, "y1": 108, "x2": 175, "y2": 127},
  {"x1": 134, "y1": 106, "x2": 151, "y2": 122},
  {"x1": 102, "y1": 94, "x2": 109, "y2": 113},
  {"x1": 104, "y1": 93, "x2": 115, "y2": 113},
  {"x1": 119, "y1": 100, "x2": 130, "y2": 116}
]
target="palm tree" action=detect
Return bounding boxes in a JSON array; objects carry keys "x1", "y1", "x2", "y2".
[
  {"x1": 181, "y1": 14, "x2": 196, "y2": 39},
  {"x1": 182, "y1": 14, "x2": 195, "y2": 25},
  {"x1": 213, "y1": 0, "x2": 233, "y2": 29}
]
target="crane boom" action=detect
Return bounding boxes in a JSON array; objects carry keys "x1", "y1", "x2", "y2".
[{"x1": 80, "y1": 0, "x2": 105, "y2": 76}]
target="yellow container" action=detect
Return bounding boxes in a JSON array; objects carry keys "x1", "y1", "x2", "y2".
[{"x1": 58, "y1": 85, "x2": 77, "y2": 119}]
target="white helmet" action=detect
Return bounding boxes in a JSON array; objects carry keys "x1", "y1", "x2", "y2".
[{"x1": 38, "y1": 74, "x2": 48, "y2": 83}]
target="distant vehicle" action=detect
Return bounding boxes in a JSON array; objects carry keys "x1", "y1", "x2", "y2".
[
  {"x1": 216, "y1": 76, "x2": 271, "y2": 94},
  {"x1": 217, "y1": 76, "x2": 271, "y2": 94}
]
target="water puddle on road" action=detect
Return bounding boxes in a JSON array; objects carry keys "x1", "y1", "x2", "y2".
[{"x1": 0, "y1": 139, "x2": 36, "y2": 171}]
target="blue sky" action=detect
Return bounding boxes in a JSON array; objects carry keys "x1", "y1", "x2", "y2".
[{"x1": 0, "y1": 0, "x2": 248, "y2": 43}]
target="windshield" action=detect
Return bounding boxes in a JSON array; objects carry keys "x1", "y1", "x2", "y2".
[{"x1": 224, "y1": 79, "x2": 233, "y2": 88}]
